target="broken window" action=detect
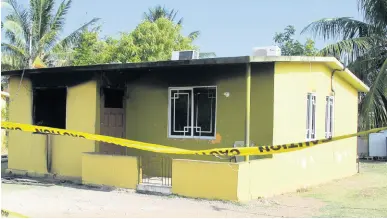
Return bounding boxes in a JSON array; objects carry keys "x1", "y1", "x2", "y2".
[
  {"x1": 168, "y1": 86, "x2": 216, "y2": 138},
  {"x1": 103, "y1": 88, "x2": 124, "y2": 108},
  {"x1": 33, "y1": 87, "x2": 67, "y2": 129}
]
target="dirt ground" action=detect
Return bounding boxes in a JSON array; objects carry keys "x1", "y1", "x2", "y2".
[{"x1": 1, "y1": 161, "x2": 386, "y2": 218}]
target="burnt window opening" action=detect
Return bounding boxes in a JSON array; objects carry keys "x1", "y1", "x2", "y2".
[
  {"x1": 33, "y1": 87, "x2": 67, "y2": 129},
  {"x1": 103, "y1": 88, "x2": 124, "y2": 108}
]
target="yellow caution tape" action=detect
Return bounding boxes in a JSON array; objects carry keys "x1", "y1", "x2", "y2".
[
  {"x1": 1, "y1": 209, "x2": 28, "y2": 218},
  {"x1": 2, "y1": 121, "x2": 387, "y2": 156}
]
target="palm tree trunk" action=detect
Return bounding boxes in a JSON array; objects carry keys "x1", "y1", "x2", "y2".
[{"x1": 29, "y1": 28, "x2": 33, "y2": 68}]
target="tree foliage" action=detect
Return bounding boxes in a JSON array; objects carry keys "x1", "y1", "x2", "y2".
[
  {"x1": 1, "y1": 2, "x2": 214, "y2": 71},
  {"x1": 72, "y1": 27, "x2": 115, "y2": 65},
  {"x1": 72, "y1": 18, "x2": 195, "y2": 65},
  {"x1": 302, "y1": 0, "x2": 387, "y2": 129},
  {"x1": 131, "y1": 18, "x2": 195, "y2": 62},
  {"x1": 274, "y1": 25, "x2": 318, "y2": 56},
  {"x1": 143, "y1": 5, "x2": 200, "y2": 41},
  {"x1": 1, "y1": 0, "x2": 99, "y2": 70},
  {"x1": 143, "y1": 5, "x2": 183, "y2": 25}
]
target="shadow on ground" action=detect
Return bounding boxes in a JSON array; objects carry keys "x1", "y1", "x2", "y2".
[{"x1": 1, "y1": 175, "x2": 116, "y2": 192}]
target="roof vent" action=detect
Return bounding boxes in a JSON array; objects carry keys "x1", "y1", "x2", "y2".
[
  {"x1": 171, "y1": 50, "x2": 199, "y2": 60},
  {"x1": 252, "y1": 46, "x2": 281, "y2": 56}
]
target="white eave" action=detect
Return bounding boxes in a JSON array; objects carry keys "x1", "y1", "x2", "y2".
[{"x1": 250, "y1": 56, "x2": 370, "y2": 93}]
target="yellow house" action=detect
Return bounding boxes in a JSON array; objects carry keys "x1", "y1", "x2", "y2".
[
  {"x1": 1, "y1": 91, "x2": 10, "y2": 154},
  {"x1": 2, "y1": 56, "x2": 369, "y2": 201}
]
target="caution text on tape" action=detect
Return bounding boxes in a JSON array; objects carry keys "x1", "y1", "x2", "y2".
[{"x1": 2, "y1": 121, "x2": 386, "y2": 156}]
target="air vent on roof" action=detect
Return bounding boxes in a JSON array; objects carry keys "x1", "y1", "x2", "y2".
[
  {"x1": 252, "y1": 46, "x2": 281, "y2": 56},
  {"x1": 171, "y1": 50, "x2": 199, "y2": 60}
]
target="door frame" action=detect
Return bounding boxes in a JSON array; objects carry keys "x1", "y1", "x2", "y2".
[{"x1": 99, "y1": 87, "x2": 127, "y2": 154}]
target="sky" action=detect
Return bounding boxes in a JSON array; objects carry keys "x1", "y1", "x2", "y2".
[{"x1": 1, "y1": 0, "x2": 363, "y2": 57}]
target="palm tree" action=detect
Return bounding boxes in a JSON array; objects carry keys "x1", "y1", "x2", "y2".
[
  {"x1": 143, "y1": 5, "x2": 200, "y2": 41},
  {"x1": 144, "y1": 5, "x2": 183, "y2": 25},
  {"x1": 301, "y1": 0, "x2": 387, "y2": 130},
  {"x1": 1, "y1": 0, "x2": 99, "y2": 70}
]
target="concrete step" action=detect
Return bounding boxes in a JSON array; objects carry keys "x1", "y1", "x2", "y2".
[{"x1": 136, "y1": 183, "x2": 172, "y2": 195}]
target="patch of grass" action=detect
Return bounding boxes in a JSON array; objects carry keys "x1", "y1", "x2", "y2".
[
  {"x1": 316, "y1": 204, "x2": 387, "y2": 218},
  {"x1": 301, "y1": 162, "x2": 387, "y2": 218},
  {"x1": 296, "y1": 187, "x2": 310, "y2": 193}
]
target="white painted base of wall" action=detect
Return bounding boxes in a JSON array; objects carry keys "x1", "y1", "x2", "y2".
[{"x1": 137, "y1": 183, "x2": 172, "y2": 195}]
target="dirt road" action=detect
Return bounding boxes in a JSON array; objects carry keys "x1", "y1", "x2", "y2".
[
  {"x1": 1, "y1": 161, "x2": 386, "y2": 218},
  {"x1": 1, "y1": 178, "x2": 323, "y2": 218}
]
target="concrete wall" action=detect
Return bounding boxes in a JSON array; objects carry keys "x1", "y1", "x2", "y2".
[
  {"x1": 8, "y1": 77, "x2": 47, "y2": 174},
  {"x1": 250, "y1": 63, "x2": 275, "y2": 159},
  {"x1": 272, "y1": 62, "x2": 358, "y2": 145},
  {"x1": 7, "y1": 77, "x2": 98, "y2": 178},
  {"x1": 272, "y1": 62, "x2": 358, "y2": 174},
  {"x1": 172, "y1": 159, "x2": 240, "y2": 201},
  {"x1": 237, "y1": 139, "x2": 357, "y2": 201},
  {"x1": 170, "y1": 62, "x2": 360, "y2": 202},
  {"x1": 173, "y1": 137, "x2": 359, "y2": 202},
  {"x1": 125, "y1": 63, "x2": 274, "y2": 162},
  {"x1": 50, "y1": 80, "x2": 99, "y2": 177},
  {"x1": 82, "y1": 153, "x2": 139, "y2": 189},
  {"x1": 240, "y1": 62, "x2": 358, "y2": 200}
]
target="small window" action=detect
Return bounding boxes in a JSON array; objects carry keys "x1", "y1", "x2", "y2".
[
  {"x1": 168, "y1": 86, "x2": 216, "y2": 139},
  {"x1": 306, "y1": 93, "x2": 316, "y2": 140},
  {"x1": 33, "y1": 87, "x2": 67, "y2": 129},
  {"x1": 325, "y1": 96, "x2": 334, "y2": 138},
  {"x1": 103, "y1": 88, "x2": 124, "y2": 108}
]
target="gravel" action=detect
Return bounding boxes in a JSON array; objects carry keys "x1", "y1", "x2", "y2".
[{"x1": 1, "y1": 176, "x2": 324, "y2": 218}]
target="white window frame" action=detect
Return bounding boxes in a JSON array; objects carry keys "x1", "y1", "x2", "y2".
[
  {"x1": 325, "y1": 96, "x2": 334, "y2": 138},
  {"x1": 167, "y1": 86, "x2": 217, "y2": 139},
  {"x1": 306, "y1": 93, "x2": 316, "y2": 141}
]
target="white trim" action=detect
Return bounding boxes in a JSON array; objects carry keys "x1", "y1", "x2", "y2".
[
  {"x1": 194, "y1": 91, "x2": 215, "y2": 134},
  {"x1": 168, "y1": 88, "x2": 193, "y2": 137},
  {"x1": 306, "y1": 92, "x2": 316, "y2": 141},
  {"x1": 169, "y1": 86, "x2": 217, "y2": 89},
  {"x1": 167, "y1": 135, "x2": 216, "y2": 140},
  {"x1": 325, "y1": 96, "x2": 329, "y2": 138},
  {"x1": 325, "y1": 96, "x2": 335, "y2": 138},
  {"x1": 65, "y1": 87, "x2": 68, "y2": 130},
  {"x1": 331, "y1": 96, "x2": 335, "y2": 137},
  {"x1": 172, "y1": 92, "x2": 191, "y2": 134},
  {"x1": 168, "y1": 86, "x2": 217, "y2": 140},
  {"x1": 191, "y1": 88, "x2": 194, "y2": 137}
]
